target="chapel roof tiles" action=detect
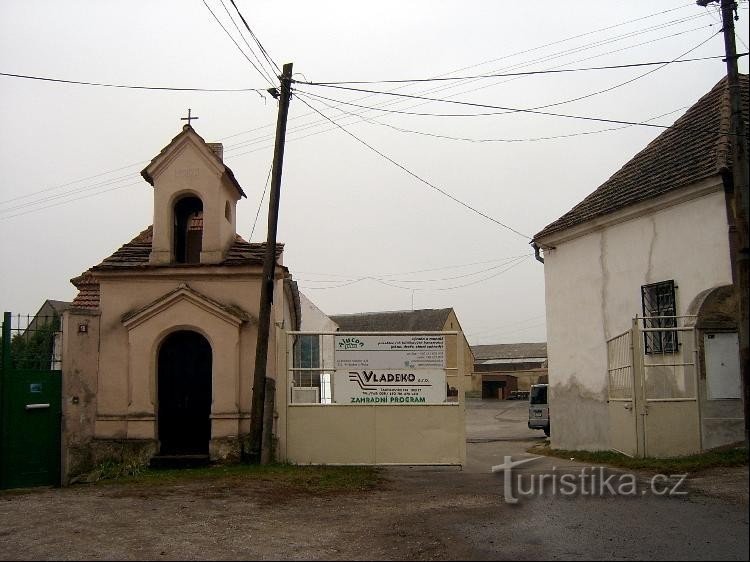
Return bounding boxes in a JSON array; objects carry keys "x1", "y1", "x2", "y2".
[{"x1": 90, "y1": 226, "x2": 283, "y2": 270}]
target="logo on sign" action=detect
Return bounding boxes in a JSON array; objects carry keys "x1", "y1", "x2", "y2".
[
  {"x1": 337, "y1": 337, "x2": 365, "y2": 350},
  {"x1": 348, "y1": 370, "x2": 430, "y2": 390}
]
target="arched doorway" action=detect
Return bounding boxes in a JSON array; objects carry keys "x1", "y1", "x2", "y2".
[{"x1": 157, "y1": 330, "x2": 212, "y2": 455}]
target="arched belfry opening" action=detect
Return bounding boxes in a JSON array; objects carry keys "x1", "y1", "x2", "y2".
[
  {"x1": 174, "y1": 196, "x2": 203, "y2": 264},
  {"x1": 157, "y1": 330, "x2": 212, "y2": 455}
]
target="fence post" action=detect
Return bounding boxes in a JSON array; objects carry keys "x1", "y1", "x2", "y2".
[{"x1": 631, "y1": 316, "x2": 647, "y2": 458}]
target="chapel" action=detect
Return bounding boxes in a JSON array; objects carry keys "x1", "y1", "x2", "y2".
[{"x1": 62, "y1": 123, "x2": 299, "y2": 477}]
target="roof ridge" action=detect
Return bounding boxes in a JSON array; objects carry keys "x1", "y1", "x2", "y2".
[{"x1": 533, "y1": 74, "x2": 748, "y2": 242}]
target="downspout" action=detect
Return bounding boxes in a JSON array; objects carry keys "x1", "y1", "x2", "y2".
[{"x1": 531, "y1": 241, "x2": 545, "y2": 264}]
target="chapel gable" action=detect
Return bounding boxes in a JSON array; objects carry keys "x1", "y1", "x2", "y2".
[{"x1": 140, "y1": 125, "x2": 246, "y2": 265}]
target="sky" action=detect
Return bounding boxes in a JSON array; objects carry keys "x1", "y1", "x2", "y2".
[{"x1": 1, "y1": 1, "x2": 748, "y2": 345}]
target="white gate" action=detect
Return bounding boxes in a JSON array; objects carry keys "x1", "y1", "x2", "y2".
[
  {"x1": 275, "y1": 330, "x2": 466, "y2": 466},
  {"x1": 607, "y1": 316, "x2": 700, "y2": 457}
]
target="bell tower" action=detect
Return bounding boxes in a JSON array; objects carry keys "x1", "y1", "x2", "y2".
[{"x1": 140, "y1": 122, "x2": 246, "y2": 265}]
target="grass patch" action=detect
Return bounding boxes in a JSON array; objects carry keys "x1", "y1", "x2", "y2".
[
  {"x1": 93, "y1": 462, "x2": 381, "y2": 494},
  {"x1": 528, "y1": 442, "x2": 748, "y2": 474}
]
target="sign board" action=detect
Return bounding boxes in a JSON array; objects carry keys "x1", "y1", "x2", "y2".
[
  {"x1": 334, "y1": 369, "x2": 447, "y2": 405},
  {"x1": 334, "y1": 335, "x2": 445, "y2": 370}
]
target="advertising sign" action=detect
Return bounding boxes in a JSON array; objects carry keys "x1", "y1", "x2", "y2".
[
  {"x1": 334, "y1": 368, "x2": 447, "y2": 405},
  {"x1": 334, "y1": 335, "x2": 445, "y2": 370}
]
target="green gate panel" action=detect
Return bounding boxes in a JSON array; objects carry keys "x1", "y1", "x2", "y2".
[{"x1": 0, "y1": 369, "x2": 62, "y2": 489}]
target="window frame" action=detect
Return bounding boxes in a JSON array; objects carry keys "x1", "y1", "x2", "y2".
[{"x1": 641, "y1": 280, "x2": 678, "y2": 354}]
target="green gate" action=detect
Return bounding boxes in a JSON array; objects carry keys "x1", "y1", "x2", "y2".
[{"x1": 0, "y1": 311, "x2": 62, "y2": 489}]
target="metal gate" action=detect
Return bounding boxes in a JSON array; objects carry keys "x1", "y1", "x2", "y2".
[
  {"x1": 607, "y1": 316, "x2": 700, "y2": 458},
  {"x1": 0, "y1": 312, "x2": 62, "y2": 489}
]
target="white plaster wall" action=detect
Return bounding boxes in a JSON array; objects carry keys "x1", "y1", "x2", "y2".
[
  {"x1": 299, "y1": 292, "x2": 338, "y2": 332},
  {"x1": 541, "y1": 185, "x2": 733, "y2": 451}
]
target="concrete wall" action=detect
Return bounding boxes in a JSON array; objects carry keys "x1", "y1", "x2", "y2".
[
  {"x1": 61, "y1": 310, "x2": 101, "y2": 482},
  {"x1": 539, "y1": 180, "x2": 733, "y2": 451},
  {"x1": 284, "y1": 405, "x2": 465, "y2": 465}
]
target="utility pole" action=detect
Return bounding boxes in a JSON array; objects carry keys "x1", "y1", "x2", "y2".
[
  {"x1": 698, "y1": 0, "x2": 749, "y2": 451},
  {"x1": 247, "y1": 62, "x2": 293, "y2": 464}
]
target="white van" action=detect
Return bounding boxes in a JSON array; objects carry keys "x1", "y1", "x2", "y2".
[{"x1": 528, "y1": 383, "x2": 550, "y2": 436}]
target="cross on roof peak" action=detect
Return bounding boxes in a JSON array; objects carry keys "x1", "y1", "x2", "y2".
[{"x1": 181, "y1": 108, "x2": 199, "y2": 127}]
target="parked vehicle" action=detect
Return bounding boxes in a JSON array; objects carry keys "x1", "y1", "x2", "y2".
[{"x1": 528, "y1": 383, "x2": 550, "y2": 436}]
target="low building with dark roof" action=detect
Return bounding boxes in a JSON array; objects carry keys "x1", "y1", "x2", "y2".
[
  {"x1": 471, "y1": 342, "x2": 548, "y2": 397},
  {"x1": 532, "y1": 74, "x2": 747, "y2": 455}
]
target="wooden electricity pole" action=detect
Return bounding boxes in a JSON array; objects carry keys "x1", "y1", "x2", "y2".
[
  {"x1": 247, "y1": 62, "x2": 293, "y2": 464},
  {"x1": 698, "y1": 0, "x2": 749, "y2": 450}
]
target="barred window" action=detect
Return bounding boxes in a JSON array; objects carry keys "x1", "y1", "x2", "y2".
[{"x1": 641, "y1": 280, "x2": 678, "y2": 354}]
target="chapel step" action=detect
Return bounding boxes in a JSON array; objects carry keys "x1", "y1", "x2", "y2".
[{"x1": 149, "y1": 454, "x2": 211, "y2": 470}]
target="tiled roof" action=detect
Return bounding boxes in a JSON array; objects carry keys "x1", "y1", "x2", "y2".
[
  {"x1": 534, "y1": 74, "x2": 749, "y2": 242},
  {"x1": 471, "y1": 342, "x2": 547, "y2": 361},
  {"x1": 330, "y1": 308, "x2": 453, "y2": 332},
  {"x1": 70, "y1": 271, "x2": 100, "y2": 310},
  {"x1": 91, "y1": 226, "x2": 283, "y2": 270},
  {"x1": 46, "y1": 300, "x2": 72, "y2": 314}
]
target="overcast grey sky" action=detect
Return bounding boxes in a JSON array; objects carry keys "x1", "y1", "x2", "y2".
[{"x1": 1, "y1": 1, "x2": 748, "y2": 345}]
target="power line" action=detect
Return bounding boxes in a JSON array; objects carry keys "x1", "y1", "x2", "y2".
[
  {"x1": 1, "y1": 5, "x2": 717, "y2": 215},
  {"x1": 0, "y1": 172, "x2": 139, "y2": 213},
  {"x1": 303, "y1": 54, "x2": 733, "y2": 85},
  {"x1": 298, "y1": 254, "x2": 533, "y2": 284},
  {"x1": 229, "y1": 0, "x2": 281, "y2": 75},
  {"x1": 297, "y1": 82, "x2": 734, "y2": 136},
  {"x1": 223, "y1": 15, "x2": 717, "y2": 153},
  {"x1": 0, "y1": 181, "x2": 141, "y2": 220},
  {"x1": 294, "y1": 93, "x2": 532, "y2": 240},
  {"x1": 217, "y1": 0, "x2": 277, "y2": 86},
  {"x1": 293, "y1": 29, "x2": 720, "y2": 144},
  {"x1": 300, "y1": 255, "x2": 530, "y2": 292},
  {"x1": 201, "y1": 0, "x2": 276, "y2": 88},
  {"x1": 249, "y1": 164, "x2": 273, "y2": 240},
  {"x1": 0, "y1": 160, "x2": 146, "y2": 205},
  {"x1": 296, "y1": 253, "x2": 533, "y2": 280},
  {"x1": 0, "y1": 71, "x2": 264, "y2": 92},
  {"x1": 296, "y1": 90, "x2": 689, "y2": 143}
]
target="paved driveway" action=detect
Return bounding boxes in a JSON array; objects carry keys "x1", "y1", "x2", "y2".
[{"x1": 0, "y1": 400, "x2": 747, "y2": 560}]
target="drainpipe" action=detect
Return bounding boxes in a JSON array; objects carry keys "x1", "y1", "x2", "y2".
[{"x1": 531, "y1": 241, "x2": 545, "y2": 264}]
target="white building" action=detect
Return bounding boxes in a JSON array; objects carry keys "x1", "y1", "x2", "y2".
[{"x1": 532, "y1": 74, "x2": 747, "y2": 456}]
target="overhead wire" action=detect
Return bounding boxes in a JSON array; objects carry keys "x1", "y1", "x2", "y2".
[
  {"x1": 201, "y1": 0, "x2": 276, "y2": 88},
  {"x1": 225, "y1": 20, "x2": 723, "y2": 157},
  {"x1": 291, "y1": 29, "x2": 722, "y2": 144},
  {"x1": 296, "y1": 253, "x2": 534, "y2": 280},
  {"x1": 300, "y1": 255, "x2": 531, "y2": 292},
  {"x1": 229, "y1": 0, "x2": 281, "y2": 75},
  {"x1": 302, "y1": 54, "x2": 731, "y2": 86},
  {"x1": 217, "y1": 0, "x2": 277, "y2": 86},
  {"x1": 0, "y1": 72, "x2": 264, "y2": 93},
  {"x1": 249, "y1": 164, "x2": 273, "y2": 240},
  {"x1": 2, "y1": 4, "x2": 721, "y2": 217},
  {"x1": 221, "y1": 10, "x2": 715, "y2": 152},
  {"x1": 296, "y1": 91, "x2": 689, "y2": 144},
  {"x1": 296, "y1": 82, "x2": 734, "y2": 136},
  {"x1": 294, "y1": 92, "x2": 531, "y2": 240}
]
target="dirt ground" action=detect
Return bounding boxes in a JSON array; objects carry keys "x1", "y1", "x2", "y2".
[{"x1": 1, "y1": 401, "x2": 747, "y2": 561}]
